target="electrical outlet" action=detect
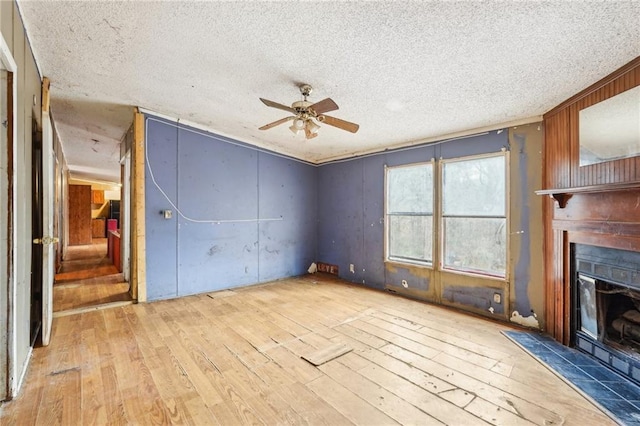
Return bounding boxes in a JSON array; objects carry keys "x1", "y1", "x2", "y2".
[
  {"x1": 401, "y1": 279, "x2": 408, "y2": 288},
  {"x1": 163, "y1": 210, "x2": 172, "y2": 219},
  {"x1": 493, "y1": 293, "x2": 501, "y2": 304},
  {"x1": 349, "y1": 264, "x2": 355, "y2": 273}
]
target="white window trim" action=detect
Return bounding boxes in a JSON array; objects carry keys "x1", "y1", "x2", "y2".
[
  {"x1": 439, "y1": 150, "x2": 509, "y2": 280},
  {"x1": 384, "y1": 160, "x2": 435, "y2": 268}
]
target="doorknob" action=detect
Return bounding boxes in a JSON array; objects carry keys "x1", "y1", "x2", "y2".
[{"x1": 33, "y1": 236, "x2": 59, "y2": 245}]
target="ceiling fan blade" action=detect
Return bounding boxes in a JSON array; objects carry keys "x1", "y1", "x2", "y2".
[
  {"x1": 319, "y1": 115, "x2": 359, "y2": 133},
  {"x1": 259, "y1": 116, "x2": 294, "y2": 130},
  {"x1": 260, "y1": 98, "x2": 296, "y2": 113},
  {"x1": 309, "y1": 98, "x2": 339, "y2": 115}
]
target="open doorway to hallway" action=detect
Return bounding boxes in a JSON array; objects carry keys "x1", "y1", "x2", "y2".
[
  {"x1": 53, "y1": 237, "x2": 131, "y2": 313},
  {"x1": 52, "y1": 175, "x2": 132, "y2": 315}
]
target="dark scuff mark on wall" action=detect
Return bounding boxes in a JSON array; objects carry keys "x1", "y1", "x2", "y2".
[
  {"x1": 442, "y1": 285, "x2": 504, "y2": 315},
  {"x1": 385, "y1": 263, "x2": 431, "y2": 292}
]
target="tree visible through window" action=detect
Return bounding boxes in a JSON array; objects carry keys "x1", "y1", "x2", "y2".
[
  {"x1": 442, "y1": 154, "x2": 506, "y2": 277},
  {"x1": 385, "y1": 153, "x2": 507, "y2": 278},
  {"x1": 386, "y1": 163, "x2": 433, "y2": 264}
]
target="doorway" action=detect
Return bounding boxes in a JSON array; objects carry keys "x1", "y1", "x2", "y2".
[
  {"x1": 30, "y1": 119, "x2": 42, "y2": 346},
  {"x1": 53, "y1": 180, "x2": 132, "y2": 314}
]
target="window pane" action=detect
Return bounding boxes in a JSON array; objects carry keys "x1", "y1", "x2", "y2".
[
  {"x1": 389, "y1": 215, "x2": 432, "y2": 263},
  {"x1": 443, "y1": 217, "x2": 506, "y2": 276},
  {"x1": 443, "y1": 156, "x2": 505, "y2": 216},
  {"x1": 388, "y1": 164, "x2": 432, "y2": 213}
]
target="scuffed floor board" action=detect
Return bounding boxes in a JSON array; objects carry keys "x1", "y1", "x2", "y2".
[
  {"x1": 302, "y1": 343, "x2": 352, "y2": 366},
  {"x1": 207, "y1": 290, "x2": 237, "y2": 299}
]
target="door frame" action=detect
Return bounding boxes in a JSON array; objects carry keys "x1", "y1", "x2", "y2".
[
  {"x1": 0, "y1": 32, "x2": 18, "y2": 400},
  {"x1": 30, "y1": 118, "x2": 43, "y2": 346},
  {"x1": 121, "y1": 151, "x2": 131, "y2": 282}
]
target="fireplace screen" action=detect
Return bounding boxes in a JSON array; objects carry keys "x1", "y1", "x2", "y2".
[{"x1": 578, "y1": 274, "x2": 598, "y2": 339}]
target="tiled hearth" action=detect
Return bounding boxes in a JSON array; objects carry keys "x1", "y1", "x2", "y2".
[{"x1": 504, "y1": 331, "x2": 640, "y2": 425}]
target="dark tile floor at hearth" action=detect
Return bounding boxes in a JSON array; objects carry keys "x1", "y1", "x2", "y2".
[{"x1": 503, "y1": 331, "x2": 640, "y2": 425}]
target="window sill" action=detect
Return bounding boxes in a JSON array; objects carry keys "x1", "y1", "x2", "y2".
[
  {"x1": 440, "y1": 267, "x2": 508, "y2": 283},
  {"x1": 385, "y1": 259, "x2": 433, "y2": 269}
]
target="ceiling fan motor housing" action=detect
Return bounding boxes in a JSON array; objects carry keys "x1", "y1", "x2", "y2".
[
  {"x1": 291, "y1": 100, "x2": 313, "y2": 112},
  {"x1": 299, "y1": 84, "x2": 313, "y2": 98}
]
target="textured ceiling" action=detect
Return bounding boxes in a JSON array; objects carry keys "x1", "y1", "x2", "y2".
[{"x1": 17, "y1": 1, "x2": 640, "y2": 182}]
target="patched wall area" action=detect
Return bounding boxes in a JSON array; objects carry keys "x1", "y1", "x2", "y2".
[
  {"x1": 508, "y1": 124, "x2": 544, "y2": 330},
  {"x1": 144, "y1": 115, "x2": 317, "y2": 301}
]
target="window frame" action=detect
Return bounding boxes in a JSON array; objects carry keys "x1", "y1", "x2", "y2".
[
  {"x1": 439, "y1": 151, "x2": 509, "y2": 279},
  {"x1": 384, "y1": 160, "x2": 435, "y2": 267}
]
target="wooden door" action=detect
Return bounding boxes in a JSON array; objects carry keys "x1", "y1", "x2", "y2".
[{"x1": 68, "y1": 185, "x2": 91, "y2": 245}]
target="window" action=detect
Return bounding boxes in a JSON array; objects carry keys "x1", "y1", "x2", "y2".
[
  {"x1": 385, "y1": 162, "x2": 433, "y2": 265},
  {"x1": 442, "y1": 153, "x2": 506, "y2": 277}
]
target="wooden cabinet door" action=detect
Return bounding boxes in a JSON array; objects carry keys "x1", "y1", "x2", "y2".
[
  {"x1": 91, "y1": 218, "x2": 106, "y2": 238},
  {"x1": 91, "y1": 189, "x2": 104, "y2": 204}
]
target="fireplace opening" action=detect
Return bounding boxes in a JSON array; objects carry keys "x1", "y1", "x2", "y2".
[
  {"x1": 579, "y1": 274, "x2": 640, "y2": 356},
  {"x1": 574, "y1": 244, "x2": 640, "y2": 385},
  {"x1": 603, "y1": 284, "x2": 640, "y2": 354}
]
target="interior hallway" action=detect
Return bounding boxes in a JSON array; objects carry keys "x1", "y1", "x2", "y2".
[
  {"x1": 53, "y1": 238, "x2": 131, "y2": 314},
  {"x1": 0, "y1": 275, "x2": 611, "y2": 425}
]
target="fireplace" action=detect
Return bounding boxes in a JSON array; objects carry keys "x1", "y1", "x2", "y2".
[{"x1": 574, "y1": 244, "x2": 640, "y2": 385}]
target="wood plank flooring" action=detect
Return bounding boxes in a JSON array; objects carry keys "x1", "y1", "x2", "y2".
[
  {"x1": 1, "y1": 274, "x2": 613, "y2": 425},
  {"x1": 54, "y1": 238, "x2": 131, "y2": 312}
]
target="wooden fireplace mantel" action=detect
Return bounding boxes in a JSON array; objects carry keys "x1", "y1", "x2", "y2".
[
  {"x1": 536, "y1": 182, "x2": 640, "y2": 208},
  {"x1": 542, "y1": 56, "x2": 640, "y2": 345}
]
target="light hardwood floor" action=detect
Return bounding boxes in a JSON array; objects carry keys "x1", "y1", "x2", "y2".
[
  {"x1": 54, "y1": 238, "x2": 131, "y2": 313},
  {"x1": 1, "y1": 274, "x2": 613, "y2": 425}
]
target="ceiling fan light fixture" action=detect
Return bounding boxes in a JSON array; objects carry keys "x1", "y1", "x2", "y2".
[
  {"x1": 289, "y1": 124, "x2": 301, "y2": 134},
  {"x1": 293, "y1": 118, "x2": 305, "y2": 129},
  {"x1": 306, "y1": 120, "x2": 320, "y2": 134}
]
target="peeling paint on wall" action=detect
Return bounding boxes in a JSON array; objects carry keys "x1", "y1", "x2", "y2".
[
  {"x1": 509, "y1": 124, "x2": 544, "y2": 330},
  {"x1": 511, "y1": 132, "x2": 533, "y2": 318},
  {"x1": 510, "y1": 311, "x2": 540, "y2": 329}
]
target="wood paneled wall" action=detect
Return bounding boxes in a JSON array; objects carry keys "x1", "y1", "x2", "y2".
[
  {"x1": 542, "y1": 57, "x2": 640, "y2": 344},
  {"x1": 68, "y1": 184, "x2": 91, "y2": 245}
]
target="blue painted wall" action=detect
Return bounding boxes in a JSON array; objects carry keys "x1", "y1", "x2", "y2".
[
  {"x1": 317, "y1": 132, "x2": 506, "y2": 287},
  {"x1": 143, "y1": 113, "x2": 543, "y2": 327},
  {"x1": 144, "y1": 116, "x2": 317, "y2": 300},
  {"x1": 317, "y1": 127, "x2": 543, "y2": 326}
]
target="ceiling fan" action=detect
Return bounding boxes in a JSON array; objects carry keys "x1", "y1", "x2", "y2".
[{"x1": 259, "y1": 84, "x2": 359, "y2": 139}]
